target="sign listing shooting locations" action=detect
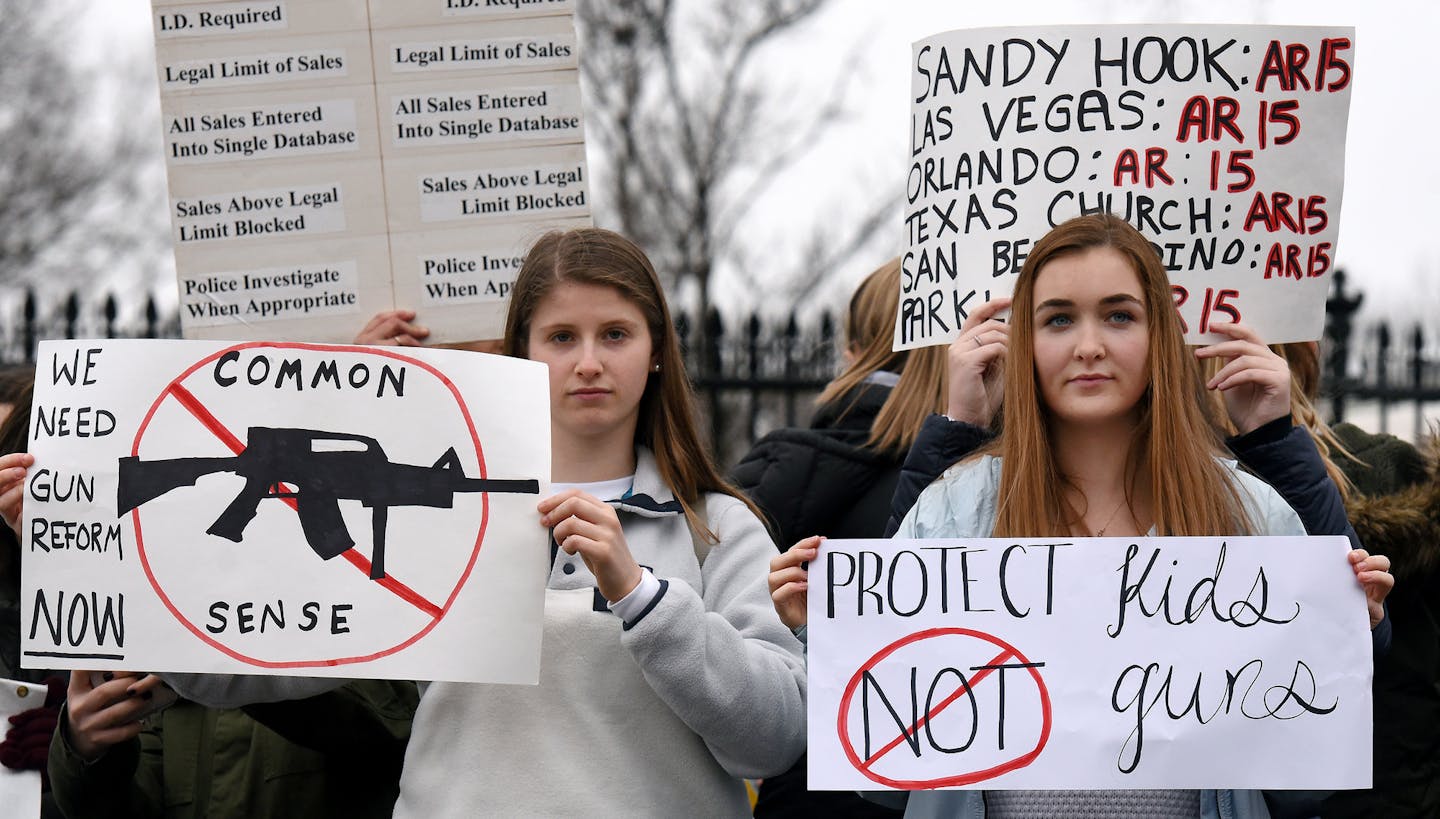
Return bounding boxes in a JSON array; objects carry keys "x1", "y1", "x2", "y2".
[
  {"x1": 899, "y1": 25, "x2": 1353, "y2": 350},
  {"x1": 22, "y1": 339, "x2": 550, "y2": 683},
  {"x1": 806, "y1": 537, "x2": 1371, "y2": 790}
]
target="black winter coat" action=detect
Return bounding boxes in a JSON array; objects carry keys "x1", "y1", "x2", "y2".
[
  {"x1": 730, "y1": 382, "x2": 903, "y2": 819},
  {"x1": 732, "y1": 383, "x2": 904, "y2": 549}
]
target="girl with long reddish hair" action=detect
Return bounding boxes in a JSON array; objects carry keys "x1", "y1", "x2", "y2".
[{"x1": 771, "y1": 214, "x2": 1391, "y2": 819}]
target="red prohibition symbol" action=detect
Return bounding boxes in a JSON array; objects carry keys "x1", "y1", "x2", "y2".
[
  {"x1": 837, "y1": 627, "x2": 1053, "y2": 789},
  {"x1": 127, "y1": 342, "x2": 492, "y2": 669}
]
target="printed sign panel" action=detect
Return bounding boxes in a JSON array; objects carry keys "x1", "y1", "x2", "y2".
[{"x1": 151, "y1": 2, "x2": 591, "y2": 344}]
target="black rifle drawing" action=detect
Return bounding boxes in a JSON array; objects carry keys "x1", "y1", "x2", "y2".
[{"x1": 117, "y1": 427, "x2": 540, "y2": 580}]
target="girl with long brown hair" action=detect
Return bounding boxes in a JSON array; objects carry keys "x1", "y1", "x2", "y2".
[
  {"x1": 733, "y1": 259, "x2": 945, "y2": 819},
  {"x1": 770, "y1": 214, "x2": 1392, "y2": 819},
  {"x1": 734, "y1": 258, "x2": 948, "y2": 547},
  {"x1": 422, "y1": 226, "x2": 805, "y2": 816},
  {"x1": 133, "y1": 227, "x2": 805, "y2": 817}
]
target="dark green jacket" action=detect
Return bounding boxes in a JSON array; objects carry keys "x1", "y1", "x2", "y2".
[{"x1": 48, "y1": 680, "x2": 416, "y2": 819}]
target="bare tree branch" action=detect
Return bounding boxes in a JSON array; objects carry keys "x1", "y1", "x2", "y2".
[
  {"x1": 725, "y1": 189, "x2": 900, "y2": 311},
  {"x1": 0, "y1": 0, "x2": 163, "y2": 293},
  {"x1": 712, "y1": 32, "x2": 870, "y2": 249},
  {"x1": 577, "y1": 0, "x2": 862, "y2": 329}
]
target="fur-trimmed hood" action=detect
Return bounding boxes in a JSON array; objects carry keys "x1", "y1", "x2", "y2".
[{"x1": 1341, "y1": 430, "x2": 1440, "y2": 582}]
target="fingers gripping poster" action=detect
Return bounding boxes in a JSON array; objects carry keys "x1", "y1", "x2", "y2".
[
  {"x1": 807, "y1": 536, "x2": 1372, "y2": 790},
  {"x1": 21, "y1": 340, "x2": 550, "y2": 684},
  {"x1": 898, "y1": 25, "x2": 1354, "y2": 350}
]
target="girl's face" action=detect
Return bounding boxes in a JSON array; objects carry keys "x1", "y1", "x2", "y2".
[
  {"x1": 1031, "y1": 246, "x2": 1150, "y2": 429},
  {"x1": 526, "y1": 281, "x2": 656, "y2": 446}
]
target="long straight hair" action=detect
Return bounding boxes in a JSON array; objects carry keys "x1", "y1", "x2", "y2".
[
  {"x1": 1274, "y1": 342, "x2": 1358, "y2": 499},
  {"x1": 502, "y1": 228, "x2": 760, "y2": 541},
  {"x1": 816, "y1": 259, "x2": 947, "y2": 452},
  {"x1": 991, "y1": 214, "x2": 1254, "y2": 537}
]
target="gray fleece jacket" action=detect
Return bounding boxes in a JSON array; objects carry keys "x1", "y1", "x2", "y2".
[{"x1": 169, "y1": 448, "x2": 807, "y2": 817}]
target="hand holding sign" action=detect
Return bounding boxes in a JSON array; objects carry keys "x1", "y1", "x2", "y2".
[
  {"x1": 769, "y1": 536, "x2": 820, "y2": 631},
  {"x1": 0, "y1": 453, "x2": 31, "y2": 535},
  {"x1": 539, "y1": 489, "x2": 642, "y2": 603},
  {"x1": 1348, "y1": 549, "x2": 1393, "y2": 629},
  {"x1": 62, "y1": 671, "x2": 160, "y2": 762},
  {"x1": 1195, "y1": 321, "x2": 1292, "y2": 434},
  {"x1": 948, "y1": 297, "x2": 1011, "y2": 426},
  {"x1": 353, "y1": 310, "x2": 430, "y2": 347}
]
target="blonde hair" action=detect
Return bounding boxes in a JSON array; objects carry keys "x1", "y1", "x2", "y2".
[
  {"x1": 816, "y1": 259, "x2": 947, "y2": 452},
  {"x1": 503, "y1": 228, "x2": 762, "y2": 541},
  {"x1": 990, "y1": 214, "x2": 1254, "y2": 538}
]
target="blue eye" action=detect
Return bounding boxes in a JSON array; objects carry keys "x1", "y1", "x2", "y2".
[
  {"x1": 604, "y1": 327, "x2": 629, "y2": 341},
  {"x1": 1108, "y1": 310, "x2": 1136, "y2": 324},
  {"x1": 1044, "y1": 314, "x2": 1072, "y2": 328},
  {"x1": 549, "y1": 331, "x2": 574, "y2": 343}
]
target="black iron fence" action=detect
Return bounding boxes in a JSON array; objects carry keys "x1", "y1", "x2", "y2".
[
  {"x1": 674, "y1": 309, "x2": 840, "y2": 463},
  {"x1": 0, "y1": 290, "x2": 179, "y2": 363},
  {"x1": 1323, "y1": 269, "x2": 1440, "y2": 442},
  {"x1": 0, "y1": 273, "x2": 1434, "y2": 461}
]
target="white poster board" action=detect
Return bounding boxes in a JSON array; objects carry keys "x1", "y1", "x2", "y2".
[
  {"x1": 807, "y1": 536, "x2": 1372, "y2": 790},
  {"x1": 898, "y1": 25, "x2": 1354, "y2": 349},
  {"x1": 21, "y1": 340, "x2": 550, "y2": 684},
  {"x1": 152, "y1": 0, "x2": 591, "y2": 344}
]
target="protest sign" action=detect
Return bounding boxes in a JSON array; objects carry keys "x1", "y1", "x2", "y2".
[
  {"x1": 0, "y1": 680, "x2": 42, "y2": 819},
  {"x1": 807, "y1": 536, "x2": 1371, "y2": 790},
  {"x1": 151, "y1": 0, "x2": 590, "y2": 344},
  {"x1": 21, "y1": 339, "x2": 550, "y2": 684},
  {"x1": 899, "y1": 25, "x2": 1353, "y2": 350}
]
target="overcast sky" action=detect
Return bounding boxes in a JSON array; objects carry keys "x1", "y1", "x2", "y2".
[{"x1": 91, "y1": 0, "x2": 1436, "y2": 331}]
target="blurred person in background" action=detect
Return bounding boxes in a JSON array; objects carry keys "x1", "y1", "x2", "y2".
[{"x1": 732, "y1": 258, "x2": 946, "y2": 818}]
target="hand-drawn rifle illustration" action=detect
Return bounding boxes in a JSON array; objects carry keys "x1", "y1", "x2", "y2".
[{"x1": 117, "y1": 427, "x2": 540, "y2": 580}]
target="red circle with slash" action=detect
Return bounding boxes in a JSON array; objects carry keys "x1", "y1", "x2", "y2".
[
  {"x1": 837, "y1": 627, "x2": 1052, "y2": 788},
  {"x1": 128, "y1": 342, "x2": 490, "y2": 668}
]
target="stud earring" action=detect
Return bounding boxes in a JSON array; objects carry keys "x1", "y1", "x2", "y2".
[{"x1": 652, "y1": 363, "x2": 661, "y2": 372}]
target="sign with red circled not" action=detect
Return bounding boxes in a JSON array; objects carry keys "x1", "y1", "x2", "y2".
[
  {"x1": 807, "y1": 536, "x2": 1373, "y2": 790},
  {"x1": 22, "y1": 339, "x2": 549, "y2": 685}
]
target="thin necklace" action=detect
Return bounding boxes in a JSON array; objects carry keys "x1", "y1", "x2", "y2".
[{"x1": 1092, "y1": 498, "x2": 1129, "y2": 537}]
